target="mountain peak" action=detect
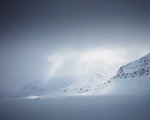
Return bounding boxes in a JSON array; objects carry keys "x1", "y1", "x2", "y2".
[{"x1": 113, "y1": 53, "x2": 150, "y2": 79}]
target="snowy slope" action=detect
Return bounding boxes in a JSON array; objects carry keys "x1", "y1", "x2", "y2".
[
  {"x1": 57, "y1": 72, "x2": 106, "y2": 96},
  {"x1": 14, "y1": 53, "x2": 150, "y2": 97},
  {"x1": 14, "y1": 72, "x2": 106, "y2": 97},
  {"x1": 14, "y1": 76, "x2": 75, "y2": 97},
  {"x1": 59, "y1": 53, "x2": 150, "y2": 96},
  {"x1": 96, "y1": 53, "x2": 150, "y2": 95},
  {"x1": 113, "y1": 53, "x2": 150, "y2": 79}
]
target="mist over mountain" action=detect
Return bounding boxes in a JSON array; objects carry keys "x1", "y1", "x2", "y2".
[
  {"x1": 1, "y1": 1, "x2": 150, "y2": 120},
  {"x1": 14, "y1": 53, "x2": 150, "y2": 97},
  {"x1": 14, "y1": 76, "x2": 75, "y2": 97}
]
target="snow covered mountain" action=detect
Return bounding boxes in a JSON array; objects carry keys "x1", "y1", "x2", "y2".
[
  {"x1": 58, "y1": 72, "x2": 106, "y2": 95},
  {"x1": 113, "y1": 53, "x2": 150, "y2": 79},
  {"x1": 14, "y1": 72, "x2": 105, "y2": 97},
  {"x1": 96, "y1": 53, "x2": 150, "y2": 95},
  {"x1": 57, "y1": 53, "x2": 150, "y2": 96},
  {"x1": 14, "y1": 53, "x2": 150, "y2": 97},
  {"x1": 14, "y1": 76, "x2": 75, "y2": 97}
]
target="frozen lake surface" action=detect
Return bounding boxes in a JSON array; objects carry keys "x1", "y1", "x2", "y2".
[{"x1": 0, "y1": 96, "x2": 150, "y2": 120}]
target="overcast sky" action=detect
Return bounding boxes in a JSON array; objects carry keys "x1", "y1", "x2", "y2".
[{"x1": 0, "y1": 0, "x2": 150, "y2": 97}]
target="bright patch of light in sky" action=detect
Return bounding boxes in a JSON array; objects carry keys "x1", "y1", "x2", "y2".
[
  {"x1": 45, "y1": 48, "x2": 130, "y2": 80},
  {"x1": 79, "y1": 48, "x2": 127, "y2": 64}
]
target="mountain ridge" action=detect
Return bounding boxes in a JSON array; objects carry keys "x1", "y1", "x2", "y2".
[{"x1": 13, "y1": 53, "x2": 150, "y2": 97}]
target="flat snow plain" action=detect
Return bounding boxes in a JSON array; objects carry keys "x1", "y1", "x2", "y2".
[{"x1": 0, "y1": 96, "x2": 150, "y2": 120}]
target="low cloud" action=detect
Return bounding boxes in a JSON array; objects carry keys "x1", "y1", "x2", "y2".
[{"x1": 45, "y1": 48, "x2": 142, "y2": 80}]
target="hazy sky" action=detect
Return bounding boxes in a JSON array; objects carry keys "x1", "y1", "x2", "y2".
[{"x1": 0, "y1": 0, "x2": 150, "y2": 97}]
